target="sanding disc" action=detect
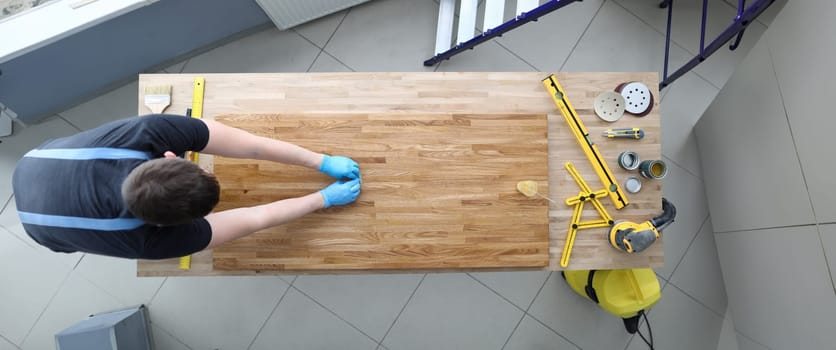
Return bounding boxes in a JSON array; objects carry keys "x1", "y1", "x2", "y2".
[
  {"x1": 593, "y1": 91, "x2": 626, "y2": 122},
  {"x1": 616, "y1": 82, "x2": 653, "y2": 116}
]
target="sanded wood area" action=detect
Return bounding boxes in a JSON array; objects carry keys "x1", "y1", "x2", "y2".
[
  {"x1": 210, "y1": 113, "x2": 550, "y2": 271},
  {"x1": 135, "y1": 72, "x2": 662, "y2": 276}
]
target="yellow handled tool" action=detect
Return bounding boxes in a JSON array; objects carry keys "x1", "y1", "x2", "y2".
[
  {"x1": 543, "y1": 75, "x2": 629, "y2": 209},
  {"x1": 179, "y1": 77, "x2": 206, "y2": 270},
  {"x1": 603, "y1": 128, "x2": 645, "y2": 139}
]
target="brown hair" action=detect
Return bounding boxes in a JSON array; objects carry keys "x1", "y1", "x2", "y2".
[{"x1": 121, "y1": 158, "x2": 220, "y2": 226}]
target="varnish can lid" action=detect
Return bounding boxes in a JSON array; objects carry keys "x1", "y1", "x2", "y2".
[{"x1": 624, "y1": 176, "x2": 642, "y2": 193}]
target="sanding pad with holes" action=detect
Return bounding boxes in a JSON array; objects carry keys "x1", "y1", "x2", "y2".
[
  {"x1": 616, "y1": 82, "x2": 654, "y2": 116},
  {"x1": 593, "y1": 91, "x2": 626, "y2": 122}
]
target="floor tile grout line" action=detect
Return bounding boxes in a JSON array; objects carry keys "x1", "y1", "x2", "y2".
[
  {"x1": 322, "y1": 9, "x2": 351, "y2": 50},
  {"x1": 0, "y1": 224, "x2": 39, "y2": 250},
  {"x1": 667, "y1": 214, "x2": 710, "y2": 280},
  {"x1": 148, "y1": 321, "x2": 195, "y2": 350},
  {"x1": 377, "y1": 273, "x2": 427, "y2": 348},
  {"x1": 20, "y1": 269, "x2": 73, "y2": 346},
  {"x1": 764, "y1": 39, "x2": 836, "y2": 293},
  {"x1": 491, "y1": 39, "x2": 541, "y2": 71},
  {"x1": 812, "y1": 223, "x2": 836, "y2": 294},
  {"x1": 499, "y1": 314, "x2": 526, "y2": 350},
  {"x1": 320, "y1": 49, "x2": 357, "y2": 72},
  {"x1": 525, "y1": 312, "x2": 583, "y2": 350},
  {"x1": 661, "y1": 154, "x2": 703, "y2": 181},
  {"x1": 622, "y1": 331, "x2": 636, "y2": 350},
  {"x1": 666, "y1": 278, "x2": 727, "y2": 319},
  {"x1": 689, "y1": 67, "x2": 723, "y2": 91},
  {"x1": 304, "y1": 48, "x2": 325, "y2": 72},
  {"x1": 735, "y1": 327, "x2": 776, "y2": 350},
  {"x1": 72, "y1": 254, "x2": 85, "y2": 270},
  {"x1": 465, "y1": 273, "x2": 527, "y2": 313},
  {"x1": 0, "y1": 332, "x2": 18, "y2": 349},
  {"x1": 176, "y1": 58, "x2": 190, "y2": 74},
  {"x1": 299, "y1": 8, "x2": 351, "y2": 72},
  {"x1": 55, "y1": 113, "x2": 83, "y2": 132},
  {"x1": 0, "y1": 193, "x2": 12, "y2": 215},
  {"x1": 146, "y1": 277, "x2": 168, "y2": 307},
  {"x1": 292, "y1": 29, "x2": 326, "y2": 72},
  {"x1": 521, "y1": 273, "x2": 583, "y2": 350},
  {"x1": 70, "y1": 264, "x2": 152, "y2": 309},
  {"x1": 245, "y1": 280, "x2": 295, "y2": 350},
  {"x1": 609, "y1": 0, "x2": 727, "y2": 91},
  {"x1": 501, "y1": 270, "x2": 562, "y2": 350},
  {"x1": 558, "y1": 0, "x2": 607, "y2": 72},
  {"x1": 289, "y1": 285, "x2": 380, "y2": 345},
  {"x1": 714, "y1": 222, "x2": 818, "y2": 235}
]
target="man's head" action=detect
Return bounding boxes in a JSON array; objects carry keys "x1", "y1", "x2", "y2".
[{"x1": 122, "y1": 152, "x2": 219, "y2": 226}]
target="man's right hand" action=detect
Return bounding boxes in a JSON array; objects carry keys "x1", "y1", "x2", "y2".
[{"x1": 319, "y1": 178, "x2": 361, "y2": 208}]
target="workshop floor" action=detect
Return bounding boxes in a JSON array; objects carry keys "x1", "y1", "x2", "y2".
[{"x1": 0, "y1": 0, "x2": 784, "y2": 349}]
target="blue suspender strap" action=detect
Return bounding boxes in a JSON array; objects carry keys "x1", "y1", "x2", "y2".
[
  {"x1": 24, "y1": 148, "x2": 152, "y2": 160},
  {"x1": 18, "y1": 211, "x2": 145, "y2": 231},
  {"x1": 20, "y1": 147, "x2": 151, "y2": 230}
]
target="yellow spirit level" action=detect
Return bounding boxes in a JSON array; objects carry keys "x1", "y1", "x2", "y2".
[
  {"x1": 179, "y1": 77, "x2": 206, "y2": 271},
  {"x1": 543, "y1": 75, "x2": 629, "y2": 209}
]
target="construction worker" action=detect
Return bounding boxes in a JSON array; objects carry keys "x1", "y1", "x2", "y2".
[{"x1": 11, "y1": 114, "x2": 361, "y2": 259}]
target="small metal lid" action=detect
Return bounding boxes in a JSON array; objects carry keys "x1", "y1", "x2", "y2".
[{"x1": 624, "y1": 176, "x2": 642, "y2": 193}]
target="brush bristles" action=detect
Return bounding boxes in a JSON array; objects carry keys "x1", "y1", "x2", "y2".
[{"x1": 144, "y1": 85, "x2": 172, "y2": 95}]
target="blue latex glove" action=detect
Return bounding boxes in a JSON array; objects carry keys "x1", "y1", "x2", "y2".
[
  {"x1": 320, "y1": 178, "x2": 361, "y2": 208},
  {"x1": 319, "y1": 155, "x2": 360, "y2": 180}
]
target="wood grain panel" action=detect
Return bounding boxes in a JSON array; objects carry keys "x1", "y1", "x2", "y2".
[{"x1": 210, "y1": 113, "x2": 550, "y2": 271}]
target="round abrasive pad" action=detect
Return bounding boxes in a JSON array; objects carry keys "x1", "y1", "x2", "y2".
[
  {"x1": 616, "y1": 82, "x2": 653, "y2": 116},
  {"x1": 593, "y1": 91, "x2": 626, "y2": 122}
]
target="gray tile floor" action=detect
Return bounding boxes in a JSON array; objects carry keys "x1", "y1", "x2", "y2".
[{"x1": 0, "y1": 0, "x2": 778, "y2": 348}]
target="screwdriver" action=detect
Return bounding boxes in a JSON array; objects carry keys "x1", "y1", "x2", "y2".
[{"x1": 603, "y1": 127, "x2": 645, "y2": 140}]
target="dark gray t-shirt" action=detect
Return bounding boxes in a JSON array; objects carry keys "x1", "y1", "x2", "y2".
[{"x1": 12, "y1": 115, "x2": 212, "y2": 259}]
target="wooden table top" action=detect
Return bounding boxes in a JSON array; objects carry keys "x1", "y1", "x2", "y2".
[
  {"x1": 211, "y1": 113, "x2": 550, "y2": 271},
  {"x1": 136, "y1": 72, "x2": 662, "y2": 276}
]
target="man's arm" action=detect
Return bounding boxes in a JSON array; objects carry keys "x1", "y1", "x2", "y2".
[
  {"x1": 203, "y1": 178, "x2": 361, "y2": 249},
  {"x1": 200, "y1": 119, "x2": 323, "y2": 168},
  {"x1": 204, "y1": 192, "x2": 324, "y2": 249}
]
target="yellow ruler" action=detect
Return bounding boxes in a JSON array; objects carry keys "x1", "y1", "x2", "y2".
[
  {"x1": 542, "y1": 74, "x2": 629, "y2": 209},
  {"x1": 179, "y1": 77, "x2": 205, "y2": 270}
]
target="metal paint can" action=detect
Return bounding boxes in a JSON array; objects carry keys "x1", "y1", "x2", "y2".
[
  {"x1": 618, "y1": 151, "x2": 640, "y2": 170},
  {"x1": 638, "y1": 159, "x2": 667, "y2": 179}
]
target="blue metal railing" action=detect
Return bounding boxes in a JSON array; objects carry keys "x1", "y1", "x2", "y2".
[
  {"x1": 423, "y1": 0, "x2": 582, "y2": 67},
  {"x1": 660, "y1": 0, "x2": 776, "y2": 89}
]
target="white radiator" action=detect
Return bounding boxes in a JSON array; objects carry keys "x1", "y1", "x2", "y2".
[{"x1": 254, "y1": 0, "x2": 371, "y2": 30}]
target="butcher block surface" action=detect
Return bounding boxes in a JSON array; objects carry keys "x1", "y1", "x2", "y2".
[{"x1": 210, "y1": 113, "x2": 550, "y2": 271}]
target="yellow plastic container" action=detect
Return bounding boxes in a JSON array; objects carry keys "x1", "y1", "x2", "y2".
[{"x1": 563, "y1": 269, "x2": 661, "y2": 333}]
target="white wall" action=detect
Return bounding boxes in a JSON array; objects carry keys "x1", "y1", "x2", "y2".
[{"x1": 695, "y1": 0, "x2": 836, "y2": 348}]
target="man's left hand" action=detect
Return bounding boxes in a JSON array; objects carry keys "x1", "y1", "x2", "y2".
[{"x1": 319, "y1": 155, "x2": 360, "y2": 179}]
